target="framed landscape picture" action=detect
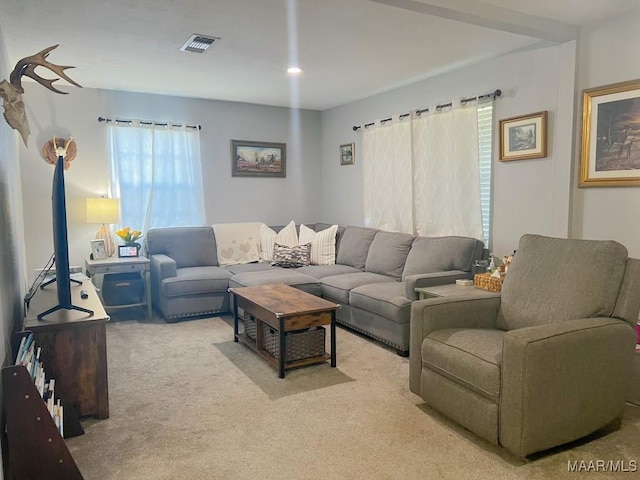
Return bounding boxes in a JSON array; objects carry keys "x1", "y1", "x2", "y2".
[
  {"x1": 340, "y1": 143, "x2": 354, "y2": 165},
  {"x1": 231, "y1": 140, "x2": 286, "y2": 178},
  {"x1": 580, "y1": 78, "x2": 640, "y2": 187},
  {"x1": 499, "y1": 111, "x2": 547, "y2": 161}
]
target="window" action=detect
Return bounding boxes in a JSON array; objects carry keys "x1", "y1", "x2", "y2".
[
  {"x1": 106, "y1": 121, "x2": 206, "y2": 233},
  {"x1": 477, "y1": 102, "x2": 494, "y2": 247}
]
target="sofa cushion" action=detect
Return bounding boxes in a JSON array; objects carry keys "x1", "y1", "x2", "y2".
[
  {"x1": 272, "y1": 242, "x2": 311, "y2": 268},
  {"x1": 299, "y1": 224, "x2": 338, "y2": 265},
  {"x1": 423, "y1": 328, "x2": 505, "y2": 402},
  {"x1": 335, "y1": 226, "x2": 378, "y2": 270},
  {"x1": 402, "y1": 236, "x2": 484, "y2": 280},
  {"x1": 147, "y1": 227, "x2": 218, "y2": 268},
  {"x1": 259, "y1": 221, "x2": 298, "y2": 262},
  {"x1": 297, "y1": 264, "x2": 362, "y2": 280},
  {"x1": 229, "y1": 270, "x2": 321, "y2": 296},
  {"x1": 349, "y1": 282, "x2": 411, "y2": 324},
  {"x1": 320, "y1": 272, "x2": 396, "y2": 304},
  {"x1": 365, "y1": 231, "x2": 415, "y2": 280},
  {"x1": 223, "y1": 262, "x2": 278, "y2": 275},
  {"x1": 498, "y1": 234, "x2": 628, "y2": 331},
  {"x1": 162, "y1": 266, "x2": 232, "y2": 297}
]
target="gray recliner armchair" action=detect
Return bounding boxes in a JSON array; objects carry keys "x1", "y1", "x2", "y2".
[{"x1": 409, "y1": 234, "x2": 640, "y2": 457}]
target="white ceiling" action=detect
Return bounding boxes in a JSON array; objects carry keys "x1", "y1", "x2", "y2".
[{"x1": 0, "y1": 0, "x2": 637, "y2": 110}]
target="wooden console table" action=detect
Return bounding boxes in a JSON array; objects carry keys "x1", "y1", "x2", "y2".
[{"x1": 24, "y1": 279, "x2": 110, "y2": 419}]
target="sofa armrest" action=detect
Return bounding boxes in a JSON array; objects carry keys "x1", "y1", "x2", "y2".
[
  {"x1": 409, "y1": 296, "x2": 501, "y2": 394},
  {"x1": 500, "y1": 317, "x2": 636, "y2": 457},
  {"x1": 404, "y1": 270, "x2": 471, "y2": 299},
  {"x1": 150, "y1": 254, "x2": 177, "y2": 304}
]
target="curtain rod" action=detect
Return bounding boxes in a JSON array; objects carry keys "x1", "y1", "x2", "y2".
[
  {"x1": 98, "y1": 116, "x2": 202, "y2": 130},
  {"x1": 352, "y1": 89, "x2": 501, "y2": 132}
]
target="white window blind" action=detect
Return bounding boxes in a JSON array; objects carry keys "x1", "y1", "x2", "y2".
[{"x1": 477, "y1": 102, "x2": 494, "y2": 247}]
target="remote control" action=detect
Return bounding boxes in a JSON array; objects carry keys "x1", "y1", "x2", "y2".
[{"x1": 80, "y1": 289, "x2": 88, "y2": 299}]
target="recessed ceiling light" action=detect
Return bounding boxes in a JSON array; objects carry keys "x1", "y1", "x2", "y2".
[
  {"x1": 287, "y1": 67, "x2": 302, "y2": 75},
  {"x1": 180, "y1": 34, "x2": 219, "y2": 54}
]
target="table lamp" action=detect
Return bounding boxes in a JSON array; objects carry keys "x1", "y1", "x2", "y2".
[{"x1": 86, "y1": 197, "x2": 119, "y2": 257}]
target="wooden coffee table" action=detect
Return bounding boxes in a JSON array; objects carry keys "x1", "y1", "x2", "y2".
[{"x1": 230, "y1": 283, "x2": 339, "y2": 378}]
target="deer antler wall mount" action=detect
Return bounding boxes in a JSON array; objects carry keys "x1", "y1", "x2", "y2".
[{"x1": 0, "y1": 45, "x2": 82, "y2": 147}]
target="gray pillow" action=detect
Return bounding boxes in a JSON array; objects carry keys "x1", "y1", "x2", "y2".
[
  {"x1": 365, "y1": 231, "x2": 415, "y2": 280},
  {"x1": 336, "y1": 226, "x2": 378, "y2": 270}
]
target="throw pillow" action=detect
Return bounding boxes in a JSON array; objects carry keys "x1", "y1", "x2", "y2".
[
  {"x1": 271, "y1": 243, "x2": 311, "y2": 268},
  {"x1": 299, "y1": 224, "x2": 338, "y2": 265},
  {"x1": 259, "y1": 221, "x2": 299, "y2": 262}
]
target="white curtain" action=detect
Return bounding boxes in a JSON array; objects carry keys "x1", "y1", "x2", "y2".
[
  {"x1": 413, "y1": 104, "x2": 483, "y2": 239},
  {"x1": 362, "y1": 119, "x2": 414, "y2": 234},
  {"x1": 107, "y1": 121, "x2": 206, "y2": 233},
  {"x1": 362, "y1": 101, "x2": 485, "y2": 241}
]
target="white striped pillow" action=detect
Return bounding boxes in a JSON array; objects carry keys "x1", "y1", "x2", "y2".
[
  {"x1": 299, "y1": 224, "x2": 338, "y2": 265},
  {"x1": 259, "y1": 221, "x2": 299, "y2": 262}
]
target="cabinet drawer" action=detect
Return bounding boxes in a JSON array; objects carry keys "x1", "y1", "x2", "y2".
[{"x1": 93, "y1": 264, "x2": 142, "y2": 274}]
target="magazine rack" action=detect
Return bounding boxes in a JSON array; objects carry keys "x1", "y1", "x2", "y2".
[{"x1": 2, "y1": 366, "x2": 84, "y2": 480}]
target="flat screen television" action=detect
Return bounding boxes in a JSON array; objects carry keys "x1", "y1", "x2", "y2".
[{"x1": 38, "y1": 155, "x2": 93, "y2": 319}]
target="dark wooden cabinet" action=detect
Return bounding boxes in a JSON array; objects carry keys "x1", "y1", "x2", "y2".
[{"x1": 23, "y1": 279, "x2": 110, "y2": 419}]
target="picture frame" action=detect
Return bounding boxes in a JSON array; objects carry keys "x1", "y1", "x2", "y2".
[
  {"x1": 340, "y1": 143, "x2": 355, "y2": 165},
  {"x1": 231, "y1": 140, "x2": 286, "y2": 177},
  {"x1": 118, "y1": 244, "x2": 140, "y2": 258},
  {"x1": 499, "y1": 111, "x2": 547, "y2": 161},
  {"x1": 90, "y1": 239, "x2": 107, "y2": 260},
  {"x1": 579, "y1": 78, "x2": 640, "y2": 187}
]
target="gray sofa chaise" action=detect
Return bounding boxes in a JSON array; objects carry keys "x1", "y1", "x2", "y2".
[{"x1": 146, "y1": 223, "x2": 484, "y2": 355}]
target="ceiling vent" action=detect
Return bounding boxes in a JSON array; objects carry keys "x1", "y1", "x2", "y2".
[{"x1": 180, "y1": 34, "x2": 219, "y2": 53}]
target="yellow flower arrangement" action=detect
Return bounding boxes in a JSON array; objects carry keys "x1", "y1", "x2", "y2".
[{"x1": 116, "y1": 227, "x2": 142, "y2": 244}]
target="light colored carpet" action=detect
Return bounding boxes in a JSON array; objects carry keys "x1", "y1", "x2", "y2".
[{"x1": 67, "y1": 314, "x2": 640, "y2": 480}]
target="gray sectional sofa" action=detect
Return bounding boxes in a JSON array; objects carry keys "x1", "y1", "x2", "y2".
[{"x1": 145, "y1": 223, "x2": 485, "y2": 355}]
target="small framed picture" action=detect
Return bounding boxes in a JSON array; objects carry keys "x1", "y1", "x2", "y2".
[
  {"x1": 118, "y1": 244, "x2": 140, "y2": 258},
  {"x1": 90, "y1": 239, "x2": 107, "y2": 260},
  {"x1": 499, "y1": 111, "x2": 548, "y2": 161},
  {"x1": 340, "y1": 143, "x2": 354, "y2": 165}
]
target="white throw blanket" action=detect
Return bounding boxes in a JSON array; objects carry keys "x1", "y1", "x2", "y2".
[{"x1": 212, "y1": 222, "x2": 263, "y2": 266}]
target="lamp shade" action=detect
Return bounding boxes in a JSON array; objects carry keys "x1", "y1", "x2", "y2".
[{"x1": 86, "y1": 197, "x2": 119, "y2": 224}]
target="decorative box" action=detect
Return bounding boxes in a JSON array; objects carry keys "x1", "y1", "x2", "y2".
[
  {"x1": 260, "y1": 323, "x2": 326, "y2": 362},
  {"x1": 474, "y1": 272, "x2": 504, "y2": 292}
]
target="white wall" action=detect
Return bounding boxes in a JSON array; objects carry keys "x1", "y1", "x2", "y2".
[
  {"x1": 20, "y1": 86, "x2": 321, "y2": 278},
  {"x1": 573, "y1": 12, "x2": 640, "y2": 257},
  {"x1": 0, "y1": 21, "x2": 26, "y2": 480},
  {"x1": 320, "y1": 42, "x2": 577, "y2": 257}
]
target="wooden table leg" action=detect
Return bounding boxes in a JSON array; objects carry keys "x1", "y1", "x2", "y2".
[
  {"x1": 330, "y1": 310, "x2": 337, "y2": 368},
  {"x1": 232, "y1": 292, "x2": 239, "y2": 342},
  {"x1": 278, "y1": 317, "x2": 285, "y2": 378}
]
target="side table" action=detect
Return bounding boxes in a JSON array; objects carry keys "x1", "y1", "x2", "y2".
[
  {"x1": 85, "y1": 256, "x2": 152, "y2": 320},
  {"x1": 629, "y1": 347, "x2": 640, "y2": 406},
  {"x1": 416, "y1": 283, "x2": 501, "y2": 300}
]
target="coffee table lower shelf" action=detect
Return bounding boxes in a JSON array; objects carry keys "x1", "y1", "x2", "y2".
[{"x1": 236, "y1": 331, "x2": 331, "y2": 371}]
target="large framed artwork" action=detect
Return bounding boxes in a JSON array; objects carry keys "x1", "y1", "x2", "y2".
[
  {"x1": 499, "y1": 111, "x2": 547, "y2": 161},
  {"x1": 580, "y1": 79, "x2": 640, "y2": 187},
  {"x1": 231, "y1": 140, "x2": 286, "y2": 178}
]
